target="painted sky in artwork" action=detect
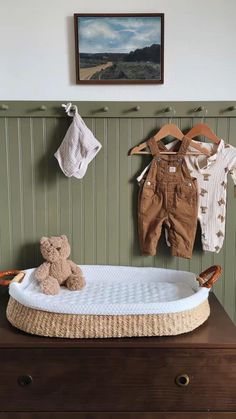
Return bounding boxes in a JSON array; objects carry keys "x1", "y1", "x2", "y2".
[{"x1": 78, "y1": 17, "x2": 161, "y2": 53}]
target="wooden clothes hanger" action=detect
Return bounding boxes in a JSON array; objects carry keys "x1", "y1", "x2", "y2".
[
  {"x1": 130, "y1": 123, "x2": 211, "y2": 156},
  {"x1": 186, "y1": 123, "x2": 221, "y2": 144}
]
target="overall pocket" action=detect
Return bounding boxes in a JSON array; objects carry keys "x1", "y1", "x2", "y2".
[
  {"x1": 176, "y1": 181, "x2": 197, "y2": 206},
  {"x1": 139, "y1": 180, "x2": 157, "y2": 214}
]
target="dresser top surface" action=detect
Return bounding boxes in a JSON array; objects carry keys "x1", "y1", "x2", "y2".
[{"x1": 0, "y1": 293, "x2": 236, "y2": 348}]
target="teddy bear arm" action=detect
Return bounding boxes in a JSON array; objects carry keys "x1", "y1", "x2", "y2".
[
  {"x1": 68, "y1": 260, "x2": 83, "y2": 275},
  {"x1": 35, "y1": 262, "x2": 50, "y2": 281}
]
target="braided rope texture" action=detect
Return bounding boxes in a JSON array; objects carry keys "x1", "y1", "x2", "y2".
[{"x1": 6, "y1": 297, "x2": 210, "y2": 338}]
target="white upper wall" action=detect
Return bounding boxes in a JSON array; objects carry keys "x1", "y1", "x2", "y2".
[{"x1": 0, "y1": 0, "x2": 236, "y2": 100}]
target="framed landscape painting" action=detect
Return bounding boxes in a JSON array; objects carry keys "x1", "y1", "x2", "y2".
[{"x1": 74, "y1": 13, "x2": 164, "y2": 84}]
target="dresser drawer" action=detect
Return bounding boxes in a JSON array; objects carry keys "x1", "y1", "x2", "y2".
[{"x1": 0, "y1": 348, "x2": 235, "y2": 412}]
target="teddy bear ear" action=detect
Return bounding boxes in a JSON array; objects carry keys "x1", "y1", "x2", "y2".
[
  {"x1": 61, "y1": 235, "x2": 68, "y2": 241},
  {"x1": 40, "y1": 236, "x2": 48, "y2": 244}
]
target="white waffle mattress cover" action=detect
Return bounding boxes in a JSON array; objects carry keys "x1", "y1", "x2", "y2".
[{"x1": 9, "y1": 266, "x2": 210, "y2": 315}]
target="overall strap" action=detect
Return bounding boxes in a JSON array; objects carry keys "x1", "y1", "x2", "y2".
[
  {"x1": 147, "y1": 137, "x2": 161, "y2": 156},
  {"x1": 178, "y1": 136, "x2": 192, "y2": 156}
]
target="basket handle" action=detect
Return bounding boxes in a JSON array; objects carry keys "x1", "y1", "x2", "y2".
[
  {"x1": 197, "y1": 265, "x2": 222, "y2": 288},
  {"x1": 0, "y1": 270, "x2": 25, "y2": 286}
]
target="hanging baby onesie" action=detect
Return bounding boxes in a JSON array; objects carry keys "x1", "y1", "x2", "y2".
[
  {"x1": 185, "y1": 139, "x2": 236, "y2": 253},
  {"x1": 54, "y1": 110, "x2": 102, "y2": 179},
  {"x1": 138, "y1": 138, "x2": 236, "y2": 253},
  {"x1": 138, "y1": 137, "x2": 198, "y2": 259}
]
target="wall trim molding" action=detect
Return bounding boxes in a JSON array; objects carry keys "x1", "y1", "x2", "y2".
[{"x1": 0, "y1": 101, "x2": 236, "y2": 118}]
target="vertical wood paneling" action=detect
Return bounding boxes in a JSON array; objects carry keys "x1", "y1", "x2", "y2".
[
  {"x1": 32, "y1": 118, "x2": 48, "y2": 247},
  {"x1": 20, "y1": 118, "x2": 36, "y2": 267},
  {"x1": 106, "y1": 118, "x2": 120, "y2": 265},
  {"x1": 71, "y1": 176, "x2": 83, "y2": 264},
  {"x1": 0, "y1": 106, "x2": 236, "y2": 322},
  {"x1": 8, "y1": 118, "x2": 23, "y2": 266},
  {"x1": 119, "y1": 118, "x2": 132, "y2": 266},
  {"x1": 45, "y1": 118, "x2": 60, "y2": 237},
  {"x1": 83, "y1": 118, "x2": 96, "y2": 264},
  {"x1": 94, "y1": 118, "x2": 107, "y2": 265},
  {"x1": 0, "y1": 118, "x2": 12, "y2": 268},
  {"x1": 223, "y1": 117, "x2": 236, "y2": 319}
]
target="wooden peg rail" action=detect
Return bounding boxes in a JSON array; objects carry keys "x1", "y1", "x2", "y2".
[{"x1": 0, "y1": 101, "x2": 236, "y2": 118}]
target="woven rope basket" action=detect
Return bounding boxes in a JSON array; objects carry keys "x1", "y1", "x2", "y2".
[
  {"x1": 2, "y1": 265, "x2": 222, "y2": 339},
  {"x1": 6, "y1": 298, "x2": 211, "y2": 338}
]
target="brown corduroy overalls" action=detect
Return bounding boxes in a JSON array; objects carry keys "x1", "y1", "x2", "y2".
[{"x1": 138, "y1": 136, "x2": 198, "y2": 259}]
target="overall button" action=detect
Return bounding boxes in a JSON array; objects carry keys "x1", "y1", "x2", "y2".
[{"x1": 147, "y1": 181, "x2": 151, "y2": 186}]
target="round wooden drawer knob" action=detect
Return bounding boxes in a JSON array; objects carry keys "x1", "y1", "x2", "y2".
[
  {"x1": 175, "y1": 374, "x2": 190, "y2": 387},
  {"x1": 17, "y1": 375, "x2": 33, "y2": 387}
]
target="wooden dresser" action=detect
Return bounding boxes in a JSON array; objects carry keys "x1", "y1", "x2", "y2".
[{"x1": 0, "y1": 293, "x2": 236, "y2": 419}]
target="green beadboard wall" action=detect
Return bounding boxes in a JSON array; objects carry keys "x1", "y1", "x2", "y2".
[{"x1": 0, "y1": 101, "x2": 236, "y2": 320}]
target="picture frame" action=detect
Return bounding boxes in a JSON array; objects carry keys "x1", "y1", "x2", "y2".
[{"x1": 74, "y1": 13, "x2": 164, "y2": 84}]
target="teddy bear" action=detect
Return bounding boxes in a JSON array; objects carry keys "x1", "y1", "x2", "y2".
[{"x1": 35, "y1": 235, "x2": 85, "y2": 295}]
